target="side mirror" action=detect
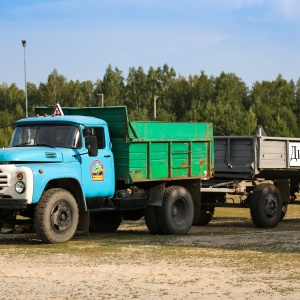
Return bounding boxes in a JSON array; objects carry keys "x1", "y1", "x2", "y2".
[
  {"x1": 83, "y1": 127, "x2": 90, "y2": 137},
  {"x1": 87, "y1": 136, "x2": 98, "y2": 156}
]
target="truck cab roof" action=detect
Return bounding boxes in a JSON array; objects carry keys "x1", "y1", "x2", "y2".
[{"x1": 14, "y1": 115, "x2": 108, "y2": 127}]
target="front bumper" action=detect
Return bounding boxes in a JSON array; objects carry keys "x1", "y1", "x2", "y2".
[{"x1": 0, "y1": 198, "x2": 28, "y2": 209}]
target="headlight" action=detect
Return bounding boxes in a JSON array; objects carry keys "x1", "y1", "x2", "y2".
[{"x1": 15, "y1": 181, "x2": 26, "y2": 194}]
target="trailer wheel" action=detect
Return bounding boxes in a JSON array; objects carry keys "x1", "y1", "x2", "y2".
[
  {"x1": 89, "y1": 211, "x2": 122, "y2": 232},
  {"x1": 194, "y1": 207, "x2": 215, "y2": 226},
  {"x1": 280, "y1": 204, "x2": 288, "y2": 221},
  {"x1": 145, "y1": 206, "x2": 161, "y2": 234},
  {"x1": 34, "y1": 188, "x2": 79, "y2": 243},
  {"x1": 156, "y1": 186, "x2": 194, "y2": 235},
  {"x1": 250, "y1": 183, "x2": 282, "y2": 228}
]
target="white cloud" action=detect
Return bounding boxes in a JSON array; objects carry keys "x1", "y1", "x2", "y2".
[
  {"x1": 272, "y1": 0, "x2": 300, "y2": 19},
  {"x1": 237, "y1": 0, "x2": 300, "y2": 19}
]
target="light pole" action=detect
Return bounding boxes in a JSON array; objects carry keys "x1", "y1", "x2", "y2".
[
  {"x1": 97, "y1": 93, "x2": 104, "y2": 107},
  {"x1": 154, "y1": 95, "x2": 159, "y2": 120},
  {"x1": 22, "y1": 40, "x2": 28, "y2": 117}
]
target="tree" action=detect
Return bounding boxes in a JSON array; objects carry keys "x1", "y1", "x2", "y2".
[
  {"x1": 80, "y1": 80, "x2": 95, "y2": 107},
  {"x1": 251, "y1": 75, "x2": 298, "y2": 136},
  {"x1": 64, "y1": 80, "x2": 84, "y2": 107},
  {"x1": 125, "y1": 66, "x2": 148, "y2": 111},
  {"x1": 169, "y1": 75, "x2": 191, "y2": 121},
  {"x1": 183, "y1": 71, "x2": 215, "y2": 122},
  {"x1": 101, "y1": 65, "x2": 125, "y2": 106},
  {"x1": 27, "y1": 83, "x2": 40, "y2": 116},
  {"x1": 198, "y1": 72, "x2": 250, "y2": 135},
  {"x1": 38, "y1": 69, "x2": 67, "y2": 106}
]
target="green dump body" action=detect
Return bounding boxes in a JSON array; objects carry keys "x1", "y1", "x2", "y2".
[{"x1": 35, "y1": 106, "x2": 214, "y2": 183}]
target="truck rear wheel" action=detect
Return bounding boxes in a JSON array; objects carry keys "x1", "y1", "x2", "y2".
[
  {"x1": 89, "y1": 211, "x2": 122, "y2": 232},
  {"x1": 194, "y1": 207, "x2": 215, "y2": 226},
  {"x1": 145, "y1": 206, "x2": 161, "y2": 234},
  {"x1": 34, "y1": 188, "x2": 79, "y2": 243},
  {"x1": 250, "y1": 183, "x2": 282, "y2": 228},
  {"x1": 156, "y1": 186, "x2": 194, "y2": 235}
]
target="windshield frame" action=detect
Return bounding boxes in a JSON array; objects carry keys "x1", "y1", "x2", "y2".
[{"x1": 10, "y1": 124, "x2": 83, "y2": 149}]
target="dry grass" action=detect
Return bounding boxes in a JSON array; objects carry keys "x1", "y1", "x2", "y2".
[{"x1": 1, "y1": 205, "x2": 300, "y2": 299}]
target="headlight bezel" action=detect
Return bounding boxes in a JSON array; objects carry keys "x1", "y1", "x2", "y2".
[{"x1": 15, "y1": 181, "x2": 26, "y2": 194}]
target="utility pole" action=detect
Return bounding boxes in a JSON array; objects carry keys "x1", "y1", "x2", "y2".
[
  {"x1": 22, "y1": 40, "x2": 28, "y2": 117},
  {"x1": 154, "y1": 95, "x2": 159, "y2": 120},
  {"x1": 97, "y1": 93, "x2": 104, "y2": 107}
]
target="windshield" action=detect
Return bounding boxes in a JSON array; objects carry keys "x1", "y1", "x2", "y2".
[{"x1": 10, "y1": 124, "x2": 82, "y2": 148}]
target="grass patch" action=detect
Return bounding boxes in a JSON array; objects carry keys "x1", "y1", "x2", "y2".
[{"x1": 1, "y1": 205, "x2": 300, "y2": 273}]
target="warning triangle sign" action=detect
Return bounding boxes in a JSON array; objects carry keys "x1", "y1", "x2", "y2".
[{"x1": 52, "y1": 103, "x2": 64, "y2": 116}]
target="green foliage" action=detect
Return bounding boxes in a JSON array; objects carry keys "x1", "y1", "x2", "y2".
[
  {"x1": 1, "y1": 66, "x2": 300, "y2": 148},
  {"x1": 251, "y1": 75, "x2": 298, "y2": 136}
]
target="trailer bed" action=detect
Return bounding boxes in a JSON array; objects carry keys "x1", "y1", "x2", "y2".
[{"x1": 214, "y1": 134, "x2": 300, "y2": 179}]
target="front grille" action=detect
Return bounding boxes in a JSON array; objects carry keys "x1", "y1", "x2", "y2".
[{"x1": 0, "y1": 171, "x2": 8, "y2": 189}]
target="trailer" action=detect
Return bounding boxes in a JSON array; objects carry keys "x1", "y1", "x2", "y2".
[{"x1": 200, "y1": 127, "x2": 300, "y2": 228}]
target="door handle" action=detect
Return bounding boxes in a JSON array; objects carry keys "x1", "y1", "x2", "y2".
[{"x1": 104, "y1": 155, "x2": 111, "y2": 158}]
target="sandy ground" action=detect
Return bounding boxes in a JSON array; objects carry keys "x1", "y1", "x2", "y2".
[{"x1": 0, "y1": 217, "x2": 300, "y2": 300}]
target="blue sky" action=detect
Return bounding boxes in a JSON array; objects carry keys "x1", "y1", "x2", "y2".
[{"x1": 1, "y1": 0, "x2": 300, "y2": 89}]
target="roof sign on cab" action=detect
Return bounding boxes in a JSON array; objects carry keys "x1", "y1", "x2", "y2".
[{"x1": 53, "y1": 103, "x2": 64, "y2": 116}]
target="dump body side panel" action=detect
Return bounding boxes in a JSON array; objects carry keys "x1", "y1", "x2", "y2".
[
  {"x1": 214, "y1": 136, "x2": 256, "y2": 178},
  {"x1": 258, "y1": 139, "x2": 287, "y2": 169},
  {"x1": 128, "y1": 140, "x2": 212, "y2": 182}
]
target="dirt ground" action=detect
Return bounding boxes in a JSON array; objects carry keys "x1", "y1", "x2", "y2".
[{"x1": 1, "y1": 208, "x2": 300, "y2": 300}]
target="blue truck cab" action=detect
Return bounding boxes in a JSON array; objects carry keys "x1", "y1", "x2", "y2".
[{"x1": 0, "y1": 114, "x2": 117, "y2": 243}]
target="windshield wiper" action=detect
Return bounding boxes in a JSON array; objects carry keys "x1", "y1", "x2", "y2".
[
  {"x1": 35, "y1": 144, "x2": 56, "y2": 148},
  {"x1": 14, "y1": 143, "x2": 34, "y2": 147}
]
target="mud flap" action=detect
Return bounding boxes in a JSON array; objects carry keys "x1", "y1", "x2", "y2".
[{"x1": 77, "y1": 211, "x2": 90, "y2": 232}]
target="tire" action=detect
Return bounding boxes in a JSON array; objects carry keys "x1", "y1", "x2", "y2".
[
  {"x1": 250, "y1": 183, "x2": 282, "y2": 228},
  {"x1": 280, "y1": 204, "x2": 288, "y2": 221},
  {"x1": 145, "y1": 205, "x2": 161, "y2": 234},
  {"x1": 194, "y1": 207, "x2": 215, "y2": 226},
  {"x1": 156, "y1": 186, "x2": 194, "y2": 235},
  {"x1": 34, "y1": 188, "x2": 79, "y2": 243},
  {"x1": 89, "y1": 211, "x2": 122, "y2": 232}
]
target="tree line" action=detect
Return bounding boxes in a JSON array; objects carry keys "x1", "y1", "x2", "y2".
[{"x1": 1, "y1": 64, "x2": 300, "y2": 147}]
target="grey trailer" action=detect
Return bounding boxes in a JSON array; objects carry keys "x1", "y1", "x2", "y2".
[{"x1": 197, "y1": 128, "x2": 300, "y2": 228}]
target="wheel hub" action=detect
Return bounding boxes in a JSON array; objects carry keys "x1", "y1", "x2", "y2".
[
  {"x1": 51, "y1": 202, "x2": 72, "y2": 231},
  {"x1": 172, "y1": 206, "x2": 179, "y2": 217},
  {"x1": 264, "y1": 194, "x2": 278, "y2": 218},
  {"x1": 172, "y1": 199, "x2": 188, "y2": 225}
]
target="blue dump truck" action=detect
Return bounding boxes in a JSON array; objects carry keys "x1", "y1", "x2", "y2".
[{"x1": 0, "y1": 105, "x2": 213, "y2": 243}]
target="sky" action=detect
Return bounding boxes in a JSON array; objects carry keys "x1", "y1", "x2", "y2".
[{"x1": 1, "y1": 0, "x2": 300, "y2": 89}]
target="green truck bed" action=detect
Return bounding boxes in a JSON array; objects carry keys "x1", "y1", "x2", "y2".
[{"x1": 35, "y1": 106, "x2": 214, "y2": 183}]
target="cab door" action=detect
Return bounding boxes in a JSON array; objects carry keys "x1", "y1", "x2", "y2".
[{"x1": 81, "y1": 126, "x2": 115, "y2": 198}]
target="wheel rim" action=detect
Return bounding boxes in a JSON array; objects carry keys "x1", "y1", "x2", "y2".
[
  {"x1": 50, "y1": 202, "x2": 72, "y2": 232},
  {"x1": 171, "y1": 198, "x2": 188, "y2": 226},
  {"x1": 264, "y1": 194, "x2": 278, "y2": 218}
]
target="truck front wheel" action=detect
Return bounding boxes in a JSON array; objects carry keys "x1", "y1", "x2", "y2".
[
  {"x1": 34, "y1": 188, "x2": 79, "y2": 243},
  {"x1": 156, "y1": 186, "x2": 194, "y2": 235},
  {"x1": 250, "y1": 183, "x2": 282, "y2": 228}
]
